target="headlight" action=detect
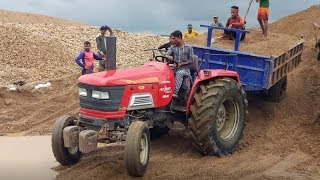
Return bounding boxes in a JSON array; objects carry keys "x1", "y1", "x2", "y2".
[
  {"x1": 92, "y1": 91, "x2": 109, "y2": 100},
  {"x1": 79, "y1": 88, "x2": 87, "y2": 97}
]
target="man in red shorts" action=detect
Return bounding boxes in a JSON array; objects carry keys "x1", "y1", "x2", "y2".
[{"x1": 256, "y1": 0, "x2": 269, "y2": 36}]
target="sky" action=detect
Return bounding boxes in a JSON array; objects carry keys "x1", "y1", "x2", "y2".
[{"x1": 0, "y1": 0, "x2": 319, "y2": 34}]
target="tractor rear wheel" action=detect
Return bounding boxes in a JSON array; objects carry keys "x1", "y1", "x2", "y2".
[
  {"x1": 125, "y1": 121, "x2": 150, "y2": 177},
  {"x1": 188, "y1": 78, "x2": 247, "y2": 156},
  {"x1": 51, "y1": 115, "x2": 81, "y2": 165}
]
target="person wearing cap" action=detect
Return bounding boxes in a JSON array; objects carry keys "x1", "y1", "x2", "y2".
[
  {"x1": 211, "y1": 16, "x2": 224, "y2": 28},
  {"x1": 96, "y1": 25, "x2": 112, "y2": 71},
  {"x1": 183, "y1": 24, "x2": 199, "y2": 39}
]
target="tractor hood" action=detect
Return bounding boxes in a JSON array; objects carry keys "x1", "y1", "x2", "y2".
[{"x1": 78, "y1": 61, "x2": 173, "y2": 86}]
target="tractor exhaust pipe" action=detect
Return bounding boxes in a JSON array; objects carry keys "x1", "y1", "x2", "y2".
[{"x1": 106, "y1": 36, "x2": 117, "y2": 70}]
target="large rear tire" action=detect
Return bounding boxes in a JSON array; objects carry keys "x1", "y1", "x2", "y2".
[
  {"x1": 51, "y1": 115, "x2": 81, "y2": 165},
  {"x1": 125, "y1": 121, "x2": 150, "y2": 177},
  {"x1": 188, "y1": 78, "x2": 248, "y2": 156}
]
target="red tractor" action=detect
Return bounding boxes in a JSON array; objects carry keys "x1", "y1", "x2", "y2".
[{"x1": 51, "y1": 50, "x2": 248, "y2": 176}]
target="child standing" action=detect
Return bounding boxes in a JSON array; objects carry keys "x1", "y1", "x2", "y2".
[{"x1": 75, "y1": 41, "x2": 106, "y2": 75}]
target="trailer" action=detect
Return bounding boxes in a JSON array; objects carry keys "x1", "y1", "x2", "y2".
[{"x1": 194, "y1": 25, "x2": 304, "y2": 102}]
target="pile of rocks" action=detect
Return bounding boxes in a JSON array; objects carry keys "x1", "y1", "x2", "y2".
[{"x1": 0, "y1": 10, "x2": 167, "y2": 86}]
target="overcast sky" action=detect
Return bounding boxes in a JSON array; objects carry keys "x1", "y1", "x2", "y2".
[{"x1": 0, "y1": 0, "x2": 319, "y2": 34}]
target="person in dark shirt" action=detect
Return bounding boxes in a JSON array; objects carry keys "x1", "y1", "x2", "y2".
[
  {"x1": 158, "y1": 35, "x2": 174, "y2": 50},
  {"x1": 96, "y1": 25, "x2": 113, "y2": 71},
  {"x1": 158, "y1": 35, "x2": 174, "y2": 56}
]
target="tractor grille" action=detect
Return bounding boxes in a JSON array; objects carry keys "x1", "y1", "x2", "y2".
[
  {"x1": 128, "y1": 93, "x2": 154, "y2": 110},
  {"x1": 79, "y1": 83, "x2": 124, "y2": 112}
]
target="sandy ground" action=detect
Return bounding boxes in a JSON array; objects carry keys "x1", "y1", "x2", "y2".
[
  {"x1": 0, "y1": 5, "x2": 319, "y2": 180},
  {"x1": 0, "y1": 136, "x2": 57, "y2": 180}
]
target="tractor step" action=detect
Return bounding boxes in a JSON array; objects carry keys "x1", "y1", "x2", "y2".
[{"x1": 171, "y1": 105, "x2": 186, "y2": 112}]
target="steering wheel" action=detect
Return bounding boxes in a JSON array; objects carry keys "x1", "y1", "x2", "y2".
[
  {"x1": 154, "y1": 55, "x2": 169, "y2": 62},
  {"x1": 168, "y1": 61, "x2": 179, "y2": 70}
]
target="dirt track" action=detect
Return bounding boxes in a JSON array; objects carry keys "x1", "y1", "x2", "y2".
[{"x1": 0, "y1": 5, "x2": 320, "y2": 180}]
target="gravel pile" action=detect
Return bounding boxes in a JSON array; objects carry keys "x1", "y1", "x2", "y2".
[
  {"x1": 2, "y1": 5, "x2": 318, "y2": 86},
  {"x1": 0, "y1": 10, "x2": 167, "y2": 86}
]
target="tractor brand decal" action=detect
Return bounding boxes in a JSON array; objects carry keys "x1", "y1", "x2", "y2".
[
  {"x1": 119, "y1": 107, "x2": 127, "y2": 111},
  {"x1": 159, "y1": 86, "x2": 172, "y2": 94},
  {"x1": 138, "y1": 86, "x2": 145, "y2": 90},
  {"x1": 160, "y1": 80, "x2": 171, "y2": 84},
  {"x1": 162, "y1": 95, "x2": 169, "y2": 99},
  {"x1": 121, "y1": 77, "x2": 159, "y2": 84}
]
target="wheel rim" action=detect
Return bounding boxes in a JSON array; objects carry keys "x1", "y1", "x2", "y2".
[
  {"x1": 216, "y1": 104, "x2": 226, "y2": 131},
  {"x1": 217, "y1": 98, "x2": 240, "y2": 142},
  {"x1": 140, "y1": 133, "x2": 148, "y2": 165}
]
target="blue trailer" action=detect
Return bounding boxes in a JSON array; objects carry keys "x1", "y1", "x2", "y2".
[{"x1": 193, "y1": 25, "x2": 304, "y2": 102}]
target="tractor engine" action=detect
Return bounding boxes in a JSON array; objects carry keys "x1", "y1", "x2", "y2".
[{"x1": 74, "y1": 61, "x2": 175, "y2": 140}]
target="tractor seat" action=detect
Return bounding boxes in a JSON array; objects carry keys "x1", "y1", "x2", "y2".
[
  {"x1": 190, "y1": 55, "x2": 199, "y2": 72},
  {"x1": 190, "y1": 55, "x2": 199, "y2": 81}
]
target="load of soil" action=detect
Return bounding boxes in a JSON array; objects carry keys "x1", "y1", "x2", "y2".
[
  {"x1": 186, "y1": 29, "x2": 301, "y2": 56},
  {"x1": 0, "y1": 5, "x2": 320, "y2": 180}
]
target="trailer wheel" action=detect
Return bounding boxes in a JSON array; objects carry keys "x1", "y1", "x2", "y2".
[
  {"x1": 125, "y1": 121, "x2": 150, "y2": 177},
  {"x1": 317, "y1": 41, "x2": 320, "y2": 61},
  {"x1": 51, "y1": 115, "x2": 80, "y2": 165},
  {"x1": 267, "y1": 76, "x2": 287, "y2": 102},
  {"x1": 188, "y1": 78, "x2": 247, "y2": 156}
]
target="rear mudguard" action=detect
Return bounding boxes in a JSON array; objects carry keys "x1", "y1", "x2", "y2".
[{"x1": 186, "y1": 69, "x2": 240, "y2": 114}]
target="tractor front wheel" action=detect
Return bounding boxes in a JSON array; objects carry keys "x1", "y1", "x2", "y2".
[
  {"x1": 51, "y1": 115, "x2": 81, "y2": 165},
  {"x1": 188, "y1": 78, "x2": 248, "y2": 156},
  {"x1": 125, "y1": 121, "x2": 150, "y2": 177}
]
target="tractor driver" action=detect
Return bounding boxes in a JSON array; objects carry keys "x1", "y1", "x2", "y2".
[{"x1": 165, "y1": 30, "x2": 194, "y2": 98}]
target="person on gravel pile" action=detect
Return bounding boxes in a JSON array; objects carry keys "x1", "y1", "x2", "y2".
[
  {"x1": 256, "y1": 0, "x2": 269, "y2": 36},
  {"x1": 75, "y1": 41, "x2": 106, "y2": 75},
  {"x1": 96, "y1": 25, "x2": 112, "y2": 71},
  {"x1": 224, "y1": 6, "x2": 246, "y2": 40},
  {"x1": 211, "y1": 16, "x2": 224, "y2": 28},
  {"x1": 183, "y1": 24, "x2": 199, "y2": 39}
]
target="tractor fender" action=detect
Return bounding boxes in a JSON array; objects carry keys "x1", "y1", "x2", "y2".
[{"x1": 186, "y1": 69, "x2": 240, "y2": 114}]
